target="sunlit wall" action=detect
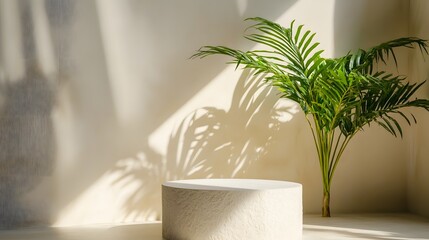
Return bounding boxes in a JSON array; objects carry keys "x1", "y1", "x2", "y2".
[{"x1": 0, "y1": 0, "x2": 415, "y2": 227}]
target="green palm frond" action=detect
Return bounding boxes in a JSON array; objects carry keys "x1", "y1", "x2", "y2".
[
  {"x1": 243, "y1": 17, "x2": 325, "y2": 79},
  {"x1": 342, "y1": 38, "x2": 428, "y2": 73},
  {"x1": 354, "y1": 73, "x2": 429, "y2": 137}
]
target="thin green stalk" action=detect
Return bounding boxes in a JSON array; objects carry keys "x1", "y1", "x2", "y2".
[
  {"x1": 305, "y1": 115, "x2": 320, "y2": 161},
  {"x1": 326, "y1": 130, "x2": 336, "y2": 176},
  {"x1": 329, "y1": 132, "x2": 342, "y2": 171},
  {"x1": 328, "y1": 135, "x2": 353, "y2": 184},
  {"x1": 316, "y1": 127, "x2": 330, "y2": 193},
  {"x1": 313, "y1": 117, "x2": 325, "y2": 168},
  {"x1": 328, "y1": 134, "x2": 343, "y2": 179}
]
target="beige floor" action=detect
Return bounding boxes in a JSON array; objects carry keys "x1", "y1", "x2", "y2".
[{"x1": 0, "y1": 214, "x2": 428, "y2": 240}]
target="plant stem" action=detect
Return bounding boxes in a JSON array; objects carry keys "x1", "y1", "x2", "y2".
[{"x1": 322, "y1": 189, "x2": 331, "y2": 217}]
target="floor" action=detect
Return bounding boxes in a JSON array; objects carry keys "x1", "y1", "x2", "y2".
[
  {"x1": 0, "y1": 214, "x2": 428, "y2": 240},
  {"x1": 303, "y1": 214, "x2": 429, "y2": 240}
]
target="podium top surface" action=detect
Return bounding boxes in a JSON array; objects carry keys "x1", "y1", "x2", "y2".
[{"x1": 163, "y1": 179, "x2": 301, "y2": 191}]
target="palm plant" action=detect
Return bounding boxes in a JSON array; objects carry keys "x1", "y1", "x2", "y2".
[{"x1": 192, "y1": 17, "x2": 429, "y2": 217}]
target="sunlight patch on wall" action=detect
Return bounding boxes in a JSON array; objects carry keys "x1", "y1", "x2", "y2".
[
  {"x1": 273, "y1": 99, "x2": 299, "y2": 123},
  {"x1": 54, "y1": 155, "x2": 159, "y2": 226},
  {"x1": 96, "y1": 0, "x2": 146, "y2": 126},
  {"x1": 148, "y1": 66, "x2": 242, "y2": 157},
  {"x1": 0, "y1": 0, "x2": 25, "y2": 81},
  {"x1": 236, "y1": 0, "x2": 248, "y2": 16},
  {"x1": 31, "y1": 0, "x2": 56, "y2": 76}
]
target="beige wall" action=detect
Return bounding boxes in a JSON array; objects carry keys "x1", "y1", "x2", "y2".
[
  {"x1": 0, "y1": 0, "x2": 416, "y2": 227},
  {"x1": 408, "y1": 0, "x2": 429, "y2": 217}
]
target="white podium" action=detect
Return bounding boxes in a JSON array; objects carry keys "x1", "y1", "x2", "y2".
[{"x1": 162, "y1": 179, "x2": 302, "y2": 240}]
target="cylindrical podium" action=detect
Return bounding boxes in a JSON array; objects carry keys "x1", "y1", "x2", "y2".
[{"x1": 162, "y1": 179, "x2": 302, "y2": 240}]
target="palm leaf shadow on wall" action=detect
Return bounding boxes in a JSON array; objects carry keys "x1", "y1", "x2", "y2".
[{"x1": 111, "y1": 70, "x2": 299, "y2": 220}]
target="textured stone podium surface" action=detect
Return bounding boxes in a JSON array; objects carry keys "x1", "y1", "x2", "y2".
[{"x1": 162, "y1": 179, "x2": 302, "y2": 240}]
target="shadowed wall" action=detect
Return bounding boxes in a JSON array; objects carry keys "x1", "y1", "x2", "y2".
[
  {"x1": 0, "y1": 0, "x2": 58, "y2": 227},
  {"x1": 408, "y1": 0, "x2": 429, "y2": 218}
]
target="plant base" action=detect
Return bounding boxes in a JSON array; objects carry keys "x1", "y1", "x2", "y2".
[{"x1": 322, "y1": 191, "x2": 331, "y2": 217}]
